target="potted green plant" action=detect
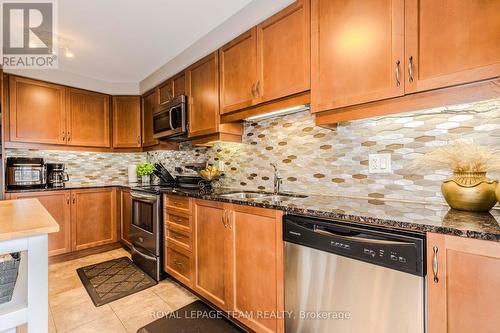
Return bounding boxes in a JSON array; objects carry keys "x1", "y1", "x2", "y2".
[
  {"x1": 137, "y1": 162, "x2": 154, "y2": 184},
  {"x1": 411, "y1": 141, "x2": 500, "y2": 212}
]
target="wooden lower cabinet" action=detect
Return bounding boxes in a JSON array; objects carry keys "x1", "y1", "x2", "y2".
[
  {"x1": 164, "y1": 195, "x2": 194, "y2": 288},
  {"x1": 188, "y1": 199, "x2": 285, "y2": 332},
  {"x1": 120, "y1": 188, "x2": 132, "y2": 248},
  {"x1": 229, "y1": 205, "x2": 284, "y2": 333},
  {"x1": 192, "y1": 200, "x2": 232, "y2": 310},
  {"x1": 9, "y1": 191, "x2": 72, "y2": 256},
  {"x1": 71, "y1": 188, "x2": 117, "y2": 251},
  {"x1": 427, "y1": 233, "x2": 500, "y2": 333}
]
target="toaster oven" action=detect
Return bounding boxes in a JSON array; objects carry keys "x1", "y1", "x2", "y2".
[{"x1": 6, "y1": 157, "x2": 46, "y2": 188}]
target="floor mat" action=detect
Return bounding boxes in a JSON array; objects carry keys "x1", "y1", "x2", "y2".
[
  {"x1": 77, "y1": 256, "x2": 157, "y2": 307},
  {"x1": 137, "y1": 300, "x2": 247, "y2": 333}
]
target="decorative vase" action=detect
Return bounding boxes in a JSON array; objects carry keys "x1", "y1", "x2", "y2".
[
  {"x1": 141, "y1": 175, "x2": 151, "y2": 184},
  {"x1": 441, "y1": 171, "x2": 498, "y2": 212}
]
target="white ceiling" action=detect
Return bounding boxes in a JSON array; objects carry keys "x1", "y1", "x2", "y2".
[{"x1": 5, "y1": 0, "x2": 294, "y2": 94}]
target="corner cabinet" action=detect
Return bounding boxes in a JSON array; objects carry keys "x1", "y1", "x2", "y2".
[
  {"x1": 71, "y1": 188, "x2": 117, "y2": 251},
  {"x1": 112, "y1": 96, "x2": 141, "y2": 148},
  {"x1": 427, "y1": 233, "x2": 500, "y2": 333},
  {"x1": 192, "y1": 199, "x2": 284, "y2": 332},
  {"x1": 9, "y1": 76, "x2": 67, "y2": 145},
  {"x1": 66, "y1": 88, "x2": 111, "y2": 147}
]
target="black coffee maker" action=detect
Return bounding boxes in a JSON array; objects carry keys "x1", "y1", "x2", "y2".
[{"x1": 46, "y1": 163, "x2": 69, "y2": 188}]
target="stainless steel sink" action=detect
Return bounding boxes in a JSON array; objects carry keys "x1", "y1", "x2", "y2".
[
  {"x1": 218, "y1": 192, "x2": 270, "y2": 200},
  {"x1": 259, "y1": 194, "x2": 307, "y2": 202},
  {"x1": 218, "y1": 191, "x2": 308, "y2": 201}
]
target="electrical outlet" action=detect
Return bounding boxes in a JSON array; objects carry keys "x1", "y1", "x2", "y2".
[{"x1": 369, "y1": 153, "x2": 392, "y2": 174}]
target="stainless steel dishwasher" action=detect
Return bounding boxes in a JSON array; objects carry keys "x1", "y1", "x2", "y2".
[{"x1": 284, "y1": 214, "x2": 425, "y2": 333}]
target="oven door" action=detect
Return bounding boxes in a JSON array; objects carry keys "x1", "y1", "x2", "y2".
[
  {"x1": 152, "y1": 95, "x2": 187, "y2": 139},
  {"x1": 130, "y1": 191, "x2": 161, "y2": 256}
]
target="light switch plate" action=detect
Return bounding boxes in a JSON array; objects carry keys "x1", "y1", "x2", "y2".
[{"x1": 369, "y1": 153, "x2": 392, "y2": 174}]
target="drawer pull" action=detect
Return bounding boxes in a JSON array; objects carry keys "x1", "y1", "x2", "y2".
[
  {"x1": 432, "y1": 245, "x2": 439, "y2": 283},
  {"x1": 173, "y1": 259, "x2": 184, "y2": 268},
  {"x1": 173, "y1": 235, "x2": 183, "y2": 240}
]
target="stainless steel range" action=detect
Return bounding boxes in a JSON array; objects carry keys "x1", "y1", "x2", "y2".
[{"x1": 130, "y1": 188, "x2": 164, "y2": 281}]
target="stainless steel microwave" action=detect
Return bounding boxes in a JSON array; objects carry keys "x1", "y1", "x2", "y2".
[{"x1": 152, "y1": 95, "x2": 187, "y2": 139}]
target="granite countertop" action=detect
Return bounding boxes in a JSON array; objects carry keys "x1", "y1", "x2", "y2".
[
  {"x1": 0, "y1": 199, "x2": 60, "y2": 241},
  {"x1": 6, "y1": 183, "x2": 500, "y2": 242}
]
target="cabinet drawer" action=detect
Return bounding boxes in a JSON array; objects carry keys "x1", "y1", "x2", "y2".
[
  {"x1": 165, "y1": 246, "x2": 192, "y2": 286},
  {"x1": 165, "y1": 211, "x2": 191, "y2": 229},
  {"x1": 166, "y1": 228, "x2": 191, "y2": 251},
  {"x1": 164, "y1": 195, "x2": 190, "y2": 211}
]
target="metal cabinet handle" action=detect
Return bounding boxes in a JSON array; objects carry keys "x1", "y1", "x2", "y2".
[
  {"x1": 173, "y1": 259, "x2": 183, "y2": 268},
  {"x1": 255, "y1": 80, "x2": 260, "y2": 95},
  {"x1": 221, "y1": 210, "x2": 227, "y2": 227},
  {"x1": 226, "y1": 210, "x2": 232, "y2": 230},
  {"x1": 137, "y1": 136, "x2": 141, "y2": 145},
  {"x1": 251, "y1": 83, "x2": 256, "y2": 98},
  {"x1": 408, "y1": 56, "x2": 414, "y2": 83},
  {"x1": 66, "y1": 195, "x2": 70, "y2": 205},
  {"x1": 62, "y1": 131, "x2": 66, "y2": 141},
  {"x1": 432, "y1": 245, "x2": 439, "y2": 283},
  {"x1": 395, "y1": 60, "x2": 401, "y2": 87},
  {"x1": 72, "y1": 195, "x2": 76, "y2": 204},
  {"x1": 67, "y1": 132, "x2": 71, "y2": 142}
]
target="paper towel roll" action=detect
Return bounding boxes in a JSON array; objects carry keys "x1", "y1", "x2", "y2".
[{"x1": 128, "y1": 164, "x2": 138, "y2": 183}]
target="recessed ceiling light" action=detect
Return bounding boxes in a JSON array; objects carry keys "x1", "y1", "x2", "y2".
[{"x1": 245, "y1": 105, "x2": 309, "y2": 121}]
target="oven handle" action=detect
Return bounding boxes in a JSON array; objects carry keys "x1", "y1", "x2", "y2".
[
  {"x1": 131, "y1": 245, "x2": 157, "y2": 261},
  {"x1": 131, "y1": 192, "x2": 158, "y2": 203}
]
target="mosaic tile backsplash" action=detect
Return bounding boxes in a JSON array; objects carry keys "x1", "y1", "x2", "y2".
[
  {"x1": 204, "y1": 98, "x2": 500, "y2": 203},
  {"x1": 5, "y1": 149, "x2": 145, "y2": 185},
  {"x1": 6, "y1": 98, "x2": 500, "y2": 204}
]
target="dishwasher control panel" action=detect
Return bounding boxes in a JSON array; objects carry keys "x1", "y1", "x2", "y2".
[{"x1": 283, "y1": 215, "x2": 425, "y2": 276}]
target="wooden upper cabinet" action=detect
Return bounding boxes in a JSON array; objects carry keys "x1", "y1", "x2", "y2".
[
  {"x1": 66, "y1": 88, "x2": 111, "y2": 147},
  {"x1": 220, "y1": 29, "x2": 258, "y2": 114},
  {"x1": 10, "y1": 191, "x2": 72, "y2": 257},
  {"x1": 141, "y1": 89, "x2": 159, "y2": 147},
  {"x1": 9, "y1": 76, "x2": 66, "y2": 144},
  {"x1": 405, "y1": 0, "x2": 500, "y2": 93},
  {"x1": 112, "y1": 96, "x2": 141, "y2": 148},
  {"x1": 159, "y1": 79, "x2": 173, "y2": 104},
  {"x1": 186, "y1": 52, "x2": 220, "y2": 138},
  {"x1": 71, "y1": 188, "x2": 116, "y2": 251},
  {"x1": 172, "y1": 72, "x2": 186, "y2": 98},
  {"x1": 229, "y1": 205, "x2": 284, "y2": 333},
  {"x1": 427, "y1": 233, "x2": 500, "y2": 333},
  {"x1": 193, "y1": 200, "x2": 231, "y2": 310},
  {"x1": 257, "y1": 0, "x2": 310, "y2": 103},
  {"x1": 311, "y1": 0, "x2": 405, "y2": 113}
]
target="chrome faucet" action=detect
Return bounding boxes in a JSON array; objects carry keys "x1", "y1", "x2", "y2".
[{"x1": 270, "y1": 163, "x2": 283, "y2": 195}]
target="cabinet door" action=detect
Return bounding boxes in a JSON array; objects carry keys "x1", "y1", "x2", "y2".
[
  {"x1": 112, "y1": 96, "x2": 141, "y2": 148},
  {"x1": 66, "y1": 88, "x2": 111, "y2": 147},
  {"x1": 159, "y1": 80, "x2": 173, "y2": 104},
  {"x1": 120, "y1": 188, "x2": 132, "y2": 248},
  {"x1": 9, "y1": 76, "x2": 66, "y2": 145},
  {"x1": 405, "y1": 0, "x2": 500, "y2": 93},
  {"x1": 172, "y1": 72, "x2": 186, "y2": 98},
  {"x1": 141, "y1": 89, "x2": 159, "y2": 147},
  {"x1": 186, "y1": 52, "x2": 220, "y2": 138},
  {"x1": 229, "y1": 205, "x2": 284, "y2": 333},
  {"x1": 193, "y1": 200, "x2": 231, "y2": 310},
  {"x1": 257, "y1": 0, "x2": 310, "y2": 103},
  {"x1": 427, "y1": 233, "x2": 500, "y2": 333},
  {"x1": 219, "y1": 29, "x2": 258, "y2": 114},
  {"x1": 71, "y1": 188, "x2": 116, "y2": 251},
  {"x1": 10, "y1": 191, "x2": 71, "y2": 256},
  {"x1": 311, "y1": 0, "x2": 405, "y2": 112}
]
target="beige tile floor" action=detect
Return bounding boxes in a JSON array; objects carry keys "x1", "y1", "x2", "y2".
[{"x1": 47, "y1": 248, "x2": 197, "y2": 333}]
